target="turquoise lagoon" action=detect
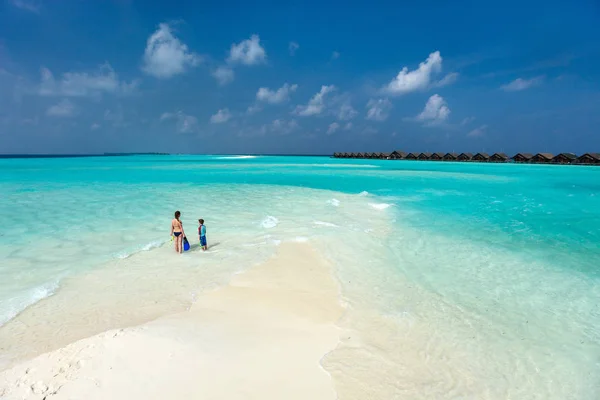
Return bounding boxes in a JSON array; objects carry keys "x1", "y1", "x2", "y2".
[{"x1": 0, "y1": 155, "x2": 599, "y2": 398}]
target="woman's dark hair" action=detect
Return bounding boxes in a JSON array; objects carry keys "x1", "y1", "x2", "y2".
[
  {"x1": 199, "y1": 219, "x2": 204, "y2": 224},
  {"x1": 175, "y1": 211, "x2": 181, "y2": 219}
]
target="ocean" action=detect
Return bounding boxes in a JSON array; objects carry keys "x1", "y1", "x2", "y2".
[{"x1": 1, "y1": 155, "x2": 599, "y2": 398}]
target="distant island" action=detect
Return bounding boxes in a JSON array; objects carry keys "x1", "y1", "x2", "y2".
[{"x1": 332, "y1": 151, "x2": 600, "y2": 166}]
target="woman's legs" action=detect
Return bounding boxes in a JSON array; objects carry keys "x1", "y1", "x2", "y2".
[
  {"x1": 177, "y1": 235, "x2": 183, "y2": 254},
  {"x1": 174, "y1": 235, "x2": 179, "y2": 252}
]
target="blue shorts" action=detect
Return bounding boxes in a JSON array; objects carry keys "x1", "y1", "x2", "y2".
[{"x1": 200, "y1": 236, "x2": 207, "y2": 246}]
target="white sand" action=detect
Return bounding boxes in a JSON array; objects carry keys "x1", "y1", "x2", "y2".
[{"x1": 0, "y1": 243, "x2": 343, "y2": 400}]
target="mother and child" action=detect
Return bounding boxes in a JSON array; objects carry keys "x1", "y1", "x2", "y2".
[{"x1": 170, "y1": 210, "x2": 208, "y2": 253}]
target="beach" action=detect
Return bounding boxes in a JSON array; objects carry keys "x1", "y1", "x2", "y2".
[{"x1": 1, "y1": 155, "x2": 599, "y2": 399}]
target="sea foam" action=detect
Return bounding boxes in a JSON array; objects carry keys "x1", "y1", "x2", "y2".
[{"x1": 261, "y1": 216, "x2": 279, "y2": 229}]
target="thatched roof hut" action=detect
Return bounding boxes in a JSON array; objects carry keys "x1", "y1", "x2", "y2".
[
  {"x1": 389, "y1": 150, "x2": 407, "y2": 160},
  {"x1": 417, "y1": 152, "x2": 432, "y2": 160},
  {"x1": 490, "y1": 153, "x2": 509, "y2": 163},
  {"x1": 443, "y1": 152, "x2": 458, "y2": 161},
  {"x1": 552, "y1": 153, "x2": 577, "y2": 164},
  {"x1": 532, "y1": 153, "x2": 554, "y2": 163},
  {"x1": 380, "y1": 153, "x2": 391, "y2": 159},
  {"x1": 472, "y1": 152, "x2": 490, "y2": 162},
  {"x1": 430, "y1": 152, "x2": 444, "y2": 161},
  {"x1": 405, "y1": 152, "x2": 418, "y2": 160},
  {"x1": 575, "y1": 153, "x2": 600, "y2": 165},
  {"x1": 457, "y1": 152, "x2": 473, "y2": 161},
  {"x1": 511, "y1": 153, "x2": 533, "y2": 163}
]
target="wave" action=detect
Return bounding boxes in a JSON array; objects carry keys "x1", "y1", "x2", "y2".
[
  {"x1": 358, "y1": 191, "x2": 369, "y2": 196},
  {"x1": 115, "y1": 239, "x2": 167, "y2": 260},
  {"x1": 0, "y1": 280, "x2": 59, "y2": 326},
  {"x1": 314, "y1": 221, "x2": 338, "y2": 227},
  {"x1": 327, "y1": 199, "x2": 340, "y2": 207},
  {"x1": 215, "y1": 155, "x2": 257, "y2": 160},
  {"x1": 261, "y1": 216, "x2": 279, "y2": 229},
  {"x1": 369, "y1": 203, "x2": 392, "y2": 210}
]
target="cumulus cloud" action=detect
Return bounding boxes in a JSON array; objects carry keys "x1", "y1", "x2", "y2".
[
  {"x1": 331, "y1": 51, "x2": 340, "y2": 60},
  {"x1": 293, "y1": 85, "x2": 336, "y2": 116},
  {"x1": 416, "y1": 94, "x2": 450, "y2": 125},
  {"x1": 46, "y1": 99, "x2": 74, "y2": 117},
  {"x1": 210, "y1": 108, "x2": 232, "y2": 124},
  {"x1": 212, "y1": 66, "x2": 234, "y2": 85},
  {"x1": 268, "y1": 119, "x2": 299, "y2": 135},
  {"x1": 9, "y1": 0, "x2": 40, "y2": 13},
  {"x1": 90, "y1": 123, "x2": 100, "y2": 130},
  {"x1": 327, "y1": 122, "x2": 340, "y2": 135},
  {"x1": 366, "y1": 98, "x2": 392, "y2": 121},
  {"x1": 160, "y1": 110, "x2": 198, "y2": 133},
  {"x1": 383, "y1": 51, "x2": 456, "y2": 95},
  {"x1": 256, "y1": 83, "x2": 298, "y2": 104},
  {"x1": 246, "y1": 104, "x2": 262, "y2": 115},
  {"x1": 142, "y1": 23, "x2": 201, "y2": 79},
  {"x1": 289, "y1": 42, "x2": 299, "y2": 56},
  {"x1": 344, "y1": 122, "x2": 353, "y2": 131},
  {"x1": 337, "y1": 103, "x2": 357, "y2": 121},
  {"x1": 228, "y1": 35, "x2": 267, "y2": 66},
  {"x1": 500, "y1": 76, "x2": 544, "y2": 91},
  {"x1": 461, "y1": 116, "x2": 476, "y2": 126},
  {"x1": 467, "y1": 124, "x2": 488, "y2": 137},
  {"x1": 39, "y1": 64, "x2": 136, "y2": 97}
]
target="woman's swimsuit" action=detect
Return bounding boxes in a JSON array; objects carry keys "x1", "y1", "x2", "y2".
[{"x1": 173, "y1": 232, "x2": 182, "y2": 237}]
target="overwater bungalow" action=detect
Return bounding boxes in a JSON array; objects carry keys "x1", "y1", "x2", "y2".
[
  {"x1": 490, "y1": 153, "x2": 509, "y2": 163},
  {"x1": 511, "y1": 153, "x2": 533, "y2": 163},
  {"x1": 472, "y1": 153, "x2": 490, "y2": 162},
  {"x1": 552, "y1": 153, "x2": 577, "y2": 164},
  {"x1": 356, "y1": 153, "x2": 364, "y2": 159},
  {"x1": 531, "y1": 153, "x2": 554, "y2": 163},
  {"x1": 381, "y1": 153, "x2": 391, "y2": 160},
  {"x1": 417, "y1": 152, "x2": 432, "y2": 160},
  {"x1": 389, "y1": 150, "x2": 407, "y2": 160},
  {"x1": 443, "y1": 152, "x2": 458, "y2": 161},
  {"x1": 457, "y1": 152, "x2": 473, "y2": 161},
  {"x1": 575, "y1": 153, "x2": 600, "y2": 165},
  {"x1": 405, "y1": 152, "x2": 419, "y2": 160},
  {"x1": 349, "y1": 152, "x2": 356, "y2": 158},
  {"x1": 430, "y1": 152, "x2": 444, "y2": 161}
]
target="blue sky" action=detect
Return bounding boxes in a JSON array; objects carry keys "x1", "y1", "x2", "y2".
[{"x1": 1, "y1": 0, "x2": 599, "y2": 155}]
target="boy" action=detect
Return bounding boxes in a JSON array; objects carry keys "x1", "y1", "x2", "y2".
[{"x1": 198, "y1": 219, "x2": 207, "y2": 251}]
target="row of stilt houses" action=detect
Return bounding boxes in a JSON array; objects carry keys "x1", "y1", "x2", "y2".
[{"x1": 332, "y1": 151, "x2": 600, "y2": 165}]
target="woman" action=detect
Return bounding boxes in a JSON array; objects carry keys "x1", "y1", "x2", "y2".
[{"x1": 170, "y1": 210, "x2": 186, "y2": 253}]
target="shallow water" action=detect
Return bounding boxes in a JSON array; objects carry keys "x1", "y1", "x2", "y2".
[{"x1": 1, "y1": 155, "x2": 599, "y2": 398}]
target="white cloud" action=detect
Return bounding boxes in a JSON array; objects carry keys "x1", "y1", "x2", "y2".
[
  {"x1": 228, "y1": 35, "x2": 266, "y2": 66},
  {"x1": 256, "y1": 83, "x2": 298, "y2": 104},
  {"x1": 293, "y1": 85, "x2": 336, "y2": 116},
  {"x1": 262, "y1": 119, "x2": 299, "y2": 135},
  {"x1": 383, "y1": 51, "x2": 454, "y2": 95},
  {"x1": 331, "y1": 51, "x2": 340, "y2": 60},
  {"x1": 142, "y1": 23, "x2": 201, "y2": 79},
  {"x1": 9, "y1": 0, "x2": 40, "y2": 13},
  {"x1": 90, "y1": 123, "x2": 100, "y2": 130},
  {"x1": 366, "y1": 98, "x2": 392, "y2": 121},
  {"x1": 500, "y1": 76, "x2": 544, "y2": 91},
  {"x1": 338, "y1": 103, "x2": 357, "y2": 120},
  {"x1": 433, "y1": 72, "x2": 459, "y2": 87},
  {"x1": 46, "y1": 99, "x2": 74, "y2": 117},
  {"x1": 39, "y1": 64, "x2": 136, "y2": 97},
  {"x1": 160, "y1": 110, "x2": 198, "y2": 133},
  {"x1": 327, "y1": 122, "x2": 340, "y2": 135},
  {"x1": 467, "y1": 124, "x2": 488, "y2": 137},
  {"x1": 416, "y1": 94, "x2": 451, "y2": 125},
  {"x1": 289, "y1": 42, "x2": 299, "y2": 56},
  {"x1": 212, "y1": 66, "x2": 234, "y2": 85},
  {"x1": 344, "y1": 122, "x2": 353, "y2": 130},
  {"x1": 461, "y1": 116, "x2": 476, "y2": 126},
  {"x1": 210, "y1": 108, "x2": 232, "y2": 124},
  {"x1": 246, "y1": 104, "x2": 262, "y2": 115}
]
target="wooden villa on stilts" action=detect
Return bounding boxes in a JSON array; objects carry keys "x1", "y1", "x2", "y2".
[
  {"x1": 430, "y1": 152, "x2": 444, "y2": 161},
  {"x1": 552, "y1": 153, "x2": 577, "y2": 164},
  {"x1": 472, "y1": 153, "x2": 490, "y2": 162},
  {"x1": 417, "y1": 152, "x2": 432, "y2": 161},
  {"x1": 443, "y1": 152, "x2": 458, "y2": 161},
  {"x1": 575, "y1": 153, "x2": 600, "y2": 165},
  {"x1": 511, "y1": 153, "x2": 533, "y2": 163},
  {"x1": 457, "y1": 152, "x2": 473, "y2": 161},
  {"x1": 490, "y1": 153, "x2": 509, "y2": 163},
  {"x1": 405, "y1": 152, "x2": 418, "y2": 160},
  {"x1": 531, "y1": 153, "x2": 554, "y2": 163}
]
